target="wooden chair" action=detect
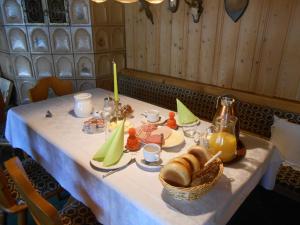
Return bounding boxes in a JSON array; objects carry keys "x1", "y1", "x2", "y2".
[
  {"x1": 29, "y1": 77, "x2": 73, "y2": 102},
  {"x1": 0, "y1": 157, "x2": 63, "y2": 225},
  {"x1": 4, "y1": 157, "x2": 101, "y2": 225}
]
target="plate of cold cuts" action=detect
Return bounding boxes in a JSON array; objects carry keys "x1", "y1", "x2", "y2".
[{"x1": 136, "y1": 124, "x2": 185, "y2": 149}]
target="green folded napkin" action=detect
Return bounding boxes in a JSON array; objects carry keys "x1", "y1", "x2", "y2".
[
  {"x1": 93, "y1": 120, "x2": 125, "y2": 167},
  {"x1": 176, "y1": 99, "x2": 198, "y2": 124}
]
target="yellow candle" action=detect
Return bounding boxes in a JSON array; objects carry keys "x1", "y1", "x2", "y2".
[{"x1": 113, "y1": 60, "x2": 119, "y2": 101}]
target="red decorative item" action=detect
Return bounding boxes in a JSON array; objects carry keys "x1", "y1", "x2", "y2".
[
  {"x1": 166, "y1": 111, "x2": 177, "y2": 129},
  {"x1": 126, "y1": 128, "x2": 141, "y2": 151}
]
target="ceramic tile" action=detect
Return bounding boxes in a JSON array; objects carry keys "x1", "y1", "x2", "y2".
[
  {"x1": 11, "y1": 53, "x2": 34, "y2": 78},
  {"x1": 1, "y1": 0, "x2": 24, "y2": 24},
  {"x1": 49, "y1": 26, "x2": 72, "y2": 53},
  {"x1": 15, "y1": 78, "x2": 36, "y2": 103},
  {"x1": 53, "y1": 54, "x2": 74, "y2": 78},
  {"x1": 76, "y1": 79, "x2": 96, "y2": 91},
  {"x1": 71, "y1": 27, "x2": 93, "y2": 53},
  {"x1": 0, "y1": 52, "x2": 14, "y2": 78},
  {"x1": 32, "y1": 54, "x2": 54, "y2": 78},
  {"x1": 74, "y1": 54, "x2": 95, "y2": 78},
  {"x1": 47, "y1": 0, "x2": 68, "y2": 24},
  {"x1": 5, "y1": 26, "x2": 29, "y2": 52},
  {"x1": 69, "y1": 0, "x2": 90, "y2": 25},
  {"x1": 27, "y1": 26, "x2": 50, "y2": 53},
  {"x1": 93, "y1": 27, "x2": 110, "y2": 52},
  {"x1": 23, "y1": 0, "x2": 46, "y2": 24},
  {"x1": 95, "y1": 53, "x2": 111, "y2": 77},
  {"x1": 0, "y1": 27, "x2": 9, "y2": 52}
]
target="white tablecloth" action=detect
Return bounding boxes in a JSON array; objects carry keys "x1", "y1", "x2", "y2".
[{"x1": 5, "y1": 88, "x2": 282, "y2": 225}]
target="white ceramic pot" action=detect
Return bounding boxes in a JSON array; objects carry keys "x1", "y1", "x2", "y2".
[{"x1": 74, "y1": 93, "x2": 93, "y2": 117}]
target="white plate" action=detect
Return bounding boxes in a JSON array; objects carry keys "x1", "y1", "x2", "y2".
[
  {"x1": 141, "y1": 115, "x2": 167, "y2": 125},
  {"x1": 135, "y1": 150, "x2": 163, "y2": 172},
  {"x1": 90, "y1": 152, "x2": 133, "y2": 171},
  {"x1": 176, "y1": 116, "x2": 201, "y2": 127},
  {"x1": 162, "y1": 130, "x2": 185, "y2": 148}
]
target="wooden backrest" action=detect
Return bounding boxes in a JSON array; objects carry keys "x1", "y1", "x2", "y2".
[
  {"x1": 5, "y1": 157, "x2": 62, "y2": 225},
  {"x1": 29, "y1": 77, "x2": 73, "y2": 102},
  {"x1": 0, "y1": 169, "x2": 19, "y2": 212},
  {"x1": 0, "y1": 92, "x2": 5, "y2": 124}
]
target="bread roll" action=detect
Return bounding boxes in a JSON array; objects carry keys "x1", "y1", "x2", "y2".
[
  {"x1": 181, "y1": 153, "x2": 201, "y2": 174},
  {"x1": 187, "y1": 146, "x2": 210, "y2": 169},
  {"x1": 170, "y1": 157, "x2": 192, "y2": 174},
  {"x1": 160, "y1": 162, "x2": 191, "y2": 187}
]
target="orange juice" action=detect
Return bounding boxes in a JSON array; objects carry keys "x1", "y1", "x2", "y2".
[{"x1": 208, "y1": 131, "x2": 237, "y2": 162}]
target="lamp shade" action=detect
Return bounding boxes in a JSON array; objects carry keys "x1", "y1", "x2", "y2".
[
  {"x1": 114, "y1": 0, "x2": 139, "y2": 3},
  {"x1": 91, "y1": 0, "x2": 107, "y2": 3},
  {"x1": 146, "y1": 0, "x2": 164, "y2": 3}
]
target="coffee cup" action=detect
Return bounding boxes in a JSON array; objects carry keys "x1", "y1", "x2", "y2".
[
  {"x1": 144, "y1": 109, "x2": 160, "y2": 123},
  {"x1": 143, "y1": 144, "x2": 161, "y2": 163}
]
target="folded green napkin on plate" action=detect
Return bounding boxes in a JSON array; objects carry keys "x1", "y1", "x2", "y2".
[
  {"x1": 176, "y1": 99, "x2": 198, "y2": 124},
  {"x1": 93, "y1": 120, "x2": 125, "y2": 167}
]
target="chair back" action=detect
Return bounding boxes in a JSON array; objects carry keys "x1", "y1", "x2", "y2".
[
  {"x1": 0, "y1": 92, "x2": 5, "y2": 124},
  {"x1": 0, "y1": 169, "x2": 19, "y2": 212},
  {"x1": 29, "y1": 77, "x2": 73, "y2": 102},
  {"x1": 5, "y1": 157, "x2": 63, "y2": 225}
]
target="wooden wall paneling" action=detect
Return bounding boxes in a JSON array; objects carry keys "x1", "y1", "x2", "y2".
[
  {"x1": 170, "y1": 1, "x2": 187, "y2": 78},
  {"x1": 91, "y1": 1, "x2": 108, "y2": 25},
  {"x1": 248, "y1": 0, "x2": 271, "y2": 92},
  {"x1": 124, "y1": 4, "x2": 134, "y2": 68},
  {"x1": 134, "y1": 3, "x2": 147, "y2": 71},
  {"x1": 109, "y1": 1, "x2": 124, "y2": 25},
  {"x1": 215, "y1": 8, "x2": 241, "y2": 88},
  {"x1": 185, "y1": 6, "x2": 202, "y2": 81},
  {"x1": 255, "y1": 0, "x2": 294, "y2": 96},
  {"x1": 276, "y1": 0, "x2": 300, "y2": 100},
  {"x1": 198, "y1": 0, "x2": 221, "y2": 84},
  {"x1": 211, "y1": 0, "x2": 225, "y2": 85},
  {"x1": 231, "y1": 0, "x2": 264, "y2": 91},
  {"x1": 145, "y1": 4, "x2": 160, "y2": 73},
  {"x1": 158, "y1": 0, "x2": 172, "y2": 75}
]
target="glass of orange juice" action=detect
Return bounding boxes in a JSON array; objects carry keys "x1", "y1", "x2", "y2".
[{"x1": 206, "y1": 116, "x2": 237, "y2": 163}]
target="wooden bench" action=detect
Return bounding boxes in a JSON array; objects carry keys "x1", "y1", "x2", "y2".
[{"x1": 118, "y1": 69, "x2": 300, "y2": 202}]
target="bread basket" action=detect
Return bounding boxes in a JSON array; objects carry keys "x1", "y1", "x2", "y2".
[{"x1": 159, "y1": 158, "x2": 224, "y2": 200}]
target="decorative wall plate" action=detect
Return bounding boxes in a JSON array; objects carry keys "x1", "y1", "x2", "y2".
[
  {"x1": 16, "y1": 79, "x2": 35, "y2": 103},
  {"x1": 95, "y1": 54, "x2": 111, "y2": 76},
  {"x1": 28, "y1": 27, "x2": 50, "y2": 52},
  {"x1": 70, "y1": 0, "x2": 90, "y2": 24},
  {"x1": 225, "y1": 0, "x2": 249, "y2": 22},
  {"x1": 53, "y1": 55, "x2": 74, "y2": 78},
  {"x1": 50, "y1": 27, "x2": 72, "y2": 53},
  {"x1": 0, "y1": 28, "x2": 9, "y2": 52},
  {"x1": 6, "y1": 27, "x2": 28, "y2": 52},
  {"x1": 75, "y1": 54, "x2": 94, "y2": 78},
  {"x1": 13, "y1": 54, "x2": 34, "y2": 77},
  {"x1": 76, "y1": 79, "x2": 96, "y2": 91},
  {"x1": 2, "y1": 0, "x2": 24, "y2": 24},
  {"x1": 32, "y1": 54, "x2": 54, "y2": 77},
  {"x1": 72, "y1": 27, "x2": 92, "y2": 52},
  {"x1": 111, "y1": 28, "x2": 124, "y2": 50},
  {"x1": 94, "y1": 28, "x2": 109, "y2": 52}
]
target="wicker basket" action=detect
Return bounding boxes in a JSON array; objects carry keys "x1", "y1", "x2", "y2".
[{"x1": 159, "y1": 159, "x2": 224, "y2": 200}]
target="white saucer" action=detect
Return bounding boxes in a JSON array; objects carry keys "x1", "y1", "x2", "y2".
[
  {"x1": 141, "y1": 115, "x2": 167, "y2": 125},
  {"x1": 90, "y1": 152, "x2": 133, "y2": 171},
  {"x1": 135, "y1": 150, "x2": 163, "y2": 172}
]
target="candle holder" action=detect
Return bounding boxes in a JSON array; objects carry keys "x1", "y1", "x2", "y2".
[{"x1": 111, "y1": 99, "x2": 124, "y2": 122}]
